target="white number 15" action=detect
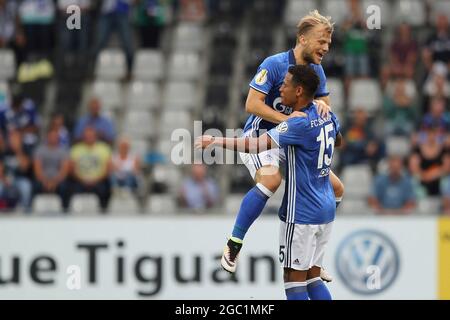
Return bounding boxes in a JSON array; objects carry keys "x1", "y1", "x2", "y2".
[{"x1": 316, "y1": 123, "x2": 334, "y2": 169}]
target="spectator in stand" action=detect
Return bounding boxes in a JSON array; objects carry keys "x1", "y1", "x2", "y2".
[
  {"x1": 0, "y1": 160, "x2": 20, "y2": 212},
  {"x1": 423, "y1": 14, "x2": 450, "y2": 73},
  {"x1": 421, "y1": 97, "x2": 450, "y2": 135},
  {"x1": 49, "y1": 112, "x2": 70, "y2": 149},
  {"x1": 368, "y1": 155, "x2": 417, "y2": 215},
  {"x1": 70, "y1": 126, "x2": 112, "y2": 213},
  {"x1": 93, "y1": 0, "x2": 134, "y2": 77},
  {"x1": 441, "y1": 154, "x2": 450, "y2": 215},
  {"x1": 409, "y1": 124, "x2": 447, "y2": 197},
  {"x1": 423, "y1": 62, "x2": 450, "y2": 105},
  {"x1": 342, "y1": 0, "x2": 370, "y2": 91},
  {"x1": 133, "y1": 0, "x2": 170, "y2": 49},
  {"x1": 0, "y1": 0, "x2": 26, "y2": 66},
  {"x1": 178, "y1": 163, "x2": 219, "y2": 211},
  {"x1": 33, "y1": 127, "x2": 70, "y2": 212},
  {"x1": 383, "y1": 78, "x2": 418, "y2": 137},
  {"x1": 177, "y1": 0, "x2": 206, "y2": 22},
  {"x1": 380, "y1": 23, "x2": 418, "y2": 89},
  {"x1": 2, "y1": 129, "x2": 33, "y2": 212},
  {"x1": 0, "y1": 93, "x2": 40, "y2": 154},
  {"x1": 339, "y1": 108, "x2": 383, "y2": 170},
  {"x1": 73, "y1": 97, "x2": 116, "y2": 145},
  {"x1": 18, "y1": 0, "x2": 56, "y2": 60},
  {"x1": 111, "y1": 136, "x2": 142, "y2": 195}
]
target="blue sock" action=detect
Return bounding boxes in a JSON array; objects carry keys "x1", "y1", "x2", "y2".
[
  {"x1": 231, "y1": 183, "x2": 272, "y2": 240},
  {"x1": 285, "y1": 282, "x2": 308, "y2": 300},
  {"x1": 307, "y1": 277, "x2": 332, "y2": 300},
  {"x1": 336, "y1": 196, "x2": 342, "y2": 209}
]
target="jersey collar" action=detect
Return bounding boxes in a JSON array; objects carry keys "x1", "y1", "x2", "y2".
[{"x1": 288, "y1": 49, "x2": 296, "y2": 66}]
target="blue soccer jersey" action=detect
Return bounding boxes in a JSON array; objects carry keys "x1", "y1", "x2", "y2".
[
  {"x1": 244, "y1": 49, "x2": 329, "y2": 134},
  {"x1": 267, "y1": 103, "x2": 340, "y2": 225}
]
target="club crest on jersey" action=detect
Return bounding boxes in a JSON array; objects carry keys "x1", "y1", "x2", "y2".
[
  {"x1": 276, "y1": 122, "x2": 288, "y2": 133},
  {"x1": 255, "y1": 69, "x2": 268, "y2": 85}
]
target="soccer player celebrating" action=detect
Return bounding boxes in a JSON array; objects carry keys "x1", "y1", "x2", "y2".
[
  {"x1": 221, "y1": 10, "x2": 343, "y2": 280},
  {"x1": 196, "y1": 65, "x2": 340, "y2": 300}
]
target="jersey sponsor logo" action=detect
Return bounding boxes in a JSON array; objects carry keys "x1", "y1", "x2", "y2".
[
  {"x1": 276, "y1": 122, "x2": 288, "y2": 133},
  {"x1": 273, "y1": 97, "x2": 293, "y2": 115},
  {"x1": 255, "y1": 69, "x2": 268, "y2": 85},
  {"x1": 335, "y1": 230, "x2": 400, "y2": 295}
]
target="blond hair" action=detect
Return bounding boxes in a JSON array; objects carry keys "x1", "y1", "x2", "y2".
[{"x1": 296, "y1": 10, "x2": 334, "y2": 39}]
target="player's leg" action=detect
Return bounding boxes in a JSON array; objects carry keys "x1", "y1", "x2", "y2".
[
  {"x1": 280, "y1": 222, "x2": 315, "y2": 300},
  {"x1": 306, "y1": 222, "x2": 333, "y2": 300},
  {"x1": 221, "y1": 150, "x2": 282, "y2": 273}
]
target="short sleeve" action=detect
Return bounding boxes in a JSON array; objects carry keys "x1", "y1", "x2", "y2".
[
  {"x1": 249, "y1": 56, "x2": 279, "y2": 95},
  {"x1": 331, "y1": 112, "x2": 341, "y2": 135},
  {"x1": 310, "y1": 64, "x2": 329, "y2": 98},
  {"x1": 267, "y1": 117, "x2": 307, "y2": 148}
]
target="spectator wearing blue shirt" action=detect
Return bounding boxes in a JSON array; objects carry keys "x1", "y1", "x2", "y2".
[
  {"x1": 74, "y1": 97, "x2": 116, "y2": 145},
  {"x1": 441, "y1": 154, "x2": 450, "y2": 216},
  {"x1": 178, "y1": 164, "x2": 220, "y2": 211},
  {"x1": 368, "y1": 155, "x2": 417, "y2": 215},
  {"x1": 93, "y1": 0, "x2": 134, "y2": 76}
]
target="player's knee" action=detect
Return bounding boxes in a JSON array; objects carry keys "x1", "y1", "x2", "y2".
[{"x1": 257, "y1": 170, "x2": 282, "y2": 193}]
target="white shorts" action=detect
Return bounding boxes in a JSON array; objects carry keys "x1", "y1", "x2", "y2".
[
  {"x1": 279, "y1": 221, "x2": 333, "y2": 271},
  {"x1": 239, "y1": 131, "x2": 286, "y2": 179}
]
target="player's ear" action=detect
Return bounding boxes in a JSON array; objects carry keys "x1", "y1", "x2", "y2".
[
  {"x1": 296, "y1": 86, "x2": 303, "y2": 97},
  {"x1": 298, "y1": 35, "x2": 307, "y2": 46}
]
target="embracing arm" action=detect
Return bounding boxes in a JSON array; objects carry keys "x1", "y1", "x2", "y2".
[{"x1": 195, "y1": 134, "x2": 275, "y2": 154}]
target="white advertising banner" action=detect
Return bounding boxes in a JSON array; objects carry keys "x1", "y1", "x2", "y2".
[{"x1": 0, "y1": 216, "x2": 437, "y2": 299}]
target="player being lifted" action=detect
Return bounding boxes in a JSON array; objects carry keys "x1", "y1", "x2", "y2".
[
  {"x1": 220, "y1": 10, "x2": 344, "y2": 280},
  {"x1": 196, "y1": 65, "x2": 340, "y2": 300}
]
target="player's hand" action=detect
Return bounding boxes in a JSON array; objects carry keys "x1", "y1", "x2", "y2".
[
  {"x1": 314, "y1": 99, "x2": 331, "y2": 118},
  {"x1": 195, "y1": 135, "x2": 215, "y2": 149},
  {"x1": 288, "y1": 111, "x2": 307, "y2": 118}
]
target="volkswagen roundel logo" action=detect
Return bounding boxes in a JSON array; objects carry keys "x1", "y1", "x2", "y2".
[{"x1": 335, "y1": 230, "x2": 400, "y2": 295}]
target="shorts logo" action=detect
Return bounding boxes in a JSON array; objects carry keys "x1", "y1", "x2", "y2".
[
  {"x1": 293, "y1": 259, "x2": 300, "y2": 264},
  {"x1": 276, "y1": 122, "x2": 288, "y2": 133},
  {"x1": 255, "y1": 69, "x2": 268, "y2": 85},
  {"x1": 335, "y1": 230, "x2": 400, "y2": 295}
]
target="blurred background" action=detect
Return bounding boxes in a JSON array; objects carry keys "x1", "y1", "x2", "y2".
[{"x1": 0, "y1": 0, "x2": 450, "y2": 300}]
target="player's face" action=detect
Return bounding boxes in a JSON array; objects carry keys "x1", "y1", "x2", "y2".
[
  {"x1": 301, "y1": 25, "x2": 332, "y2": 64},
  {"x1": 279, "y1": 73, "x2": 299, "y2": 106}
]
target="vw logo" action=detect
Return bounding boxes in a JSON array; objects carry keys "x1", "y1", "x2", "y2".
[{"x1": 335, "y1": 230, "x2": 400, "y2": 295}]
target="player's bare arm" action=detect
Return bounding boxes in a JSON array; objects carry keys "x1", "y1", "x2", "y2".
[
  {"x1": 195, "y1": 134, "x2": 274, "y2": 154},
  {"x1": 245, "y1": 88, "x2": 289, "y2": 124}
]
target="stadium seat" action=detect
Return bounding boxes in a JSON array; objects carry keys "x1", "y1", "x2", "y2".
[
  {"x1": 341, "y1": 164, "x2": 373, "y2": 199},
  {"x1": 348, "y1": 79, "x2": 382, "y2": 113},
  {"x1": 284, "y1": 0, "x2": 318, "y2": 28},
  {"x1": 0, "y1": 81, "x2": 9, "y2": 103},
  {"x1": 321, "y1": 0, "x2": 352, "y2": 25},
  {"x1": 109, "y1": 193, "x2": 140, "y2": 215},
  {"x1": 418, "y1": 197, "x2": 442, "y2": 215},
  {"x1": 225, "y1": 194, "x2": 246, "y2": 215},
  {"x1": 95, "y1": 49, "x2": 127, "y2": 80},
  {"x1": 92, "y1": 81, "x2": 122, "y2": 110},
  {"x1": 327, "y1": 78, "x2": 344, "y2": 112},
  {"x1": 32, "y1": 194, "x2": 62, "y2": 215},
  {"x1": 163, "y1": 82, "x2": 198, "y2": 111},
  {"x1": 133, "y1": 50, "x2": 164, "y2": 81},
  {"x1": 129, "y1": 139, "x2": 148, "y2": 158},
  {"x1": 147, "y1": 195, "x2": 176, "y2": 214},
  {"x1": 173, "y1": 23, "x2": 204, "y2": 52},
  {"x1": 122, "y1": 110, "x2": 156, "y2": 139},
  {"x1": 339, "y1": 199, "x2": 374, "y2": 216},
  {"x1": 70, "y1": 194, "x2": 100, "y2": 215},
  {"x1": 168, "y1": 52, "x2": 201, "y2": 81},
  {"x1": 0, "y1": 50, "x2": 15, "y2": 80},
  {"x1": 126, "y1": 81, "x2": 160, "y2": 110},
  {"x1": 392, "y1": 0, "x2": 426, "y2": 26},
  {"x1": 386, "y1": 136, "x2": 411, "y2": 157},
  {"x1": 431, "y1": 0, "x2": 450, "y2": 21},
  {"x1": 160, "y1": 110, "x2": 192, "y2": 136},
  {"x1": 152, "y1": 164, "x2": 182, "y2": 194}
]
